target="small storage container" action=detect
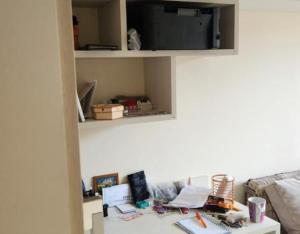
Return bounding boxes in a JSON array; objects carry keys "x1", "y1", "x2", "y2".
[{"x1": 92, "y1": 104, "x2": 124, "y2": 120}]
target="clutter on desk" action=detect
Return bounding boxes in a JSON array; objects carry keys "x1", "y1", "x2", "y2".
[
  {"x1": 116, "y1": 203, "x2": 137, "y2": 214},
  {"x1": 148, "y1": 176, "x2": 210, "y2": 204},
  {"x1": 168, "y1": 186, "x2": 211, "y2": 209},
  {"x1": 248, "y1": 197, "x2": 266, "y2": 223},
  {"x1": 127, "y1": 171, "x2": 150, "y2": 203},
  {"x1": 92, "y1": 104, "x2": 124, "y2": 120},
  {"x1": 152, "y1": 199, "x2": 183, "y2": 216},
  {"x1": 204, "y1": 195, "x2": 240, "y2": 213},
  {"x1": 102, "y1": 184, "x2": 133, "y2": 208},
  {"x1": 203, "y1": 194, "x2": 247, "y2": 230},
  {"x1": 120, "y1": 211, "x2": 143, "y2": 221},
  {"x1": 136, "y1": 200, "x2": 150, "y2": 209},
  {"x1": 204, "y1": 195, "x2": 229, "y2": 214},
  {"x1": 180, "y1": 207, "x2": 190, "y2": 215},
  {"x1": 147, "y1": 176, "x2": 211, "y2": 215},
  {"x1": 212, "y1": 174, "x2": 235, "y2": 206},
  {"x1": 196, "y1": 211, "x2": 207, "y2": 228},
  {"x1": 210, "y1": 213, "x2": 247, "y2": 228},
  {"x1": 148, "y1": 182, "x2": 178, "y2": 202},
  {"x1": 97, "y1": 173, "x2": 260, "y2": 232},
  {"x1": 176, "y1": 212, "x2": 231, "y2": 234},
  {"x1": 92, "y1": 173, "x2": 119, "y2": 195},
  {"x1": 153, "y1": 200, "x2": 169, "y2": 214},
  {"x1": 103, "y1": 204, "x2": 108, "y2": 217}
]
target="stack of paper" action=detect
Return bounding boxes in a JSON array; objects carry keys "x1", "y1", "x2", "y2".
[{"x1": 168, "y1": 186, "x2": 211, "y2": 208}]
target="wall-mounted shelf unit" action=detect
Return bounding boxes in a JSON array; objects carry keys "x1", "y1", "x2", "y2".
[
  {"x1": 72, "y1": 0, "x2": 238, "y2": 129},
  {"x1": 72, "y1": 0, "x2": 238, "y2": 56}
]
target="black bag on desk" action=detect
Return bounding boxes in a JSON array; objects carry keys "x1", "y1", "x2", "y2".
[{"x1": 128, "y1": 171, "x2": 150, "y2": 203}]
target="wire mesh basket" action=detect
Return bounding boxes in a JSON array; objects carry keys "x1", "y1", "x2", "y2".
[{"x1": 211, "y1": 174, "x2": 235, "y2": 205}]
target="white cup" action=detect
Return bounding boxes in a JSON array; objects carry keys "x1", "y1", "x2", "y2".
[{"x1": 248, "y1": 197, "x2": 266, "y2": 223}]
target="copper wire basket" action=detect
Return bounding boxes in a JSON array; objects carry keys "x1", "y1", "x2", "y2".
[{"x1": 212, "y1": 174, "x2": 235, "y2": 205}]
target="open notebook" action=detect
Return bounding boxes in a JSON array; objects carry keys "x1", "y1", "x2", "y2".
[{"x1": 176, "y1": 213, "x2": 231, "y2": 234}]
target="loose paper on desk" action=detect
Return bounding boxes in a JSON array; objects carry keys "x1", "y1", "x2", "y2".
[
  {"x1": 168, "y1": 186, "x2": 210, "y2": 208},
  {"x1": 103, "y1": 184, "x2": 133, "y2": 207}
]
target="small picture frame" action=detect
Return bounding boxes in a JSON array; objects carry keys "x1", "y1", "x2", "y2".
[{"x1": 93, "y1": 173, "x2": 119, "y2": 194}]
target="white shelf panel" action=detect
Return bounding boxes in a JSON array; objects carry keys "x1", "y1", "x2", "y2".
[
  {"x1": 78, "y1": 114, "x2": 176, "y2": 129},
  {"x1": 75, "y1": 49, "x2": 237, "y2": 58}
]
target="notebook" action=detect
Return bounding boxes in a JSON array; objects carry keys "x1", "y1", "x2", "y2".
[{"x1": 176, "y1": 213, "x2": 231, "y2": 234}]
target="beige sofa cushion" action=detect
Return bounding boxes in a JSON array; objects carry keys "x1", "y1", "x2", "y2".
[{"x1": 265, "y1": 178, "x2": 300, "y2": 234}]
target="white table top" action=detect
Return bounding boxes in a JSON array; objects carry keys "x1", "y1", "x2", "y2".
[{"x1": 103, "y1": 202, "x2": 280, "y2": 234}]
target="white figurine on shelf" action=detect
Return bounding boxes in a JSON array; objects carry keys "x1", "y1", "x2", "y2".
[{"x1": 128, "y1": 28, "x2": 141, "y2": 50}]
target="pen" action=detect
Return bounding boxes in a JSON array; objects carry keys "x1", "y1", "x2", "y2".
[
  {"x1": 196, "y1": 212, "x2": 207, "y2": 228},
  {"x1": 195, "y1": 216, "x2": 203, "y2": 227}
]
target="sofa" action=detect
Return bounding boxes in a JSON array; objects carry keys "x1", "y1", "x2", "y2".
[{"x1": 244, "y1": 170, "x2": 300, "y2": 234}]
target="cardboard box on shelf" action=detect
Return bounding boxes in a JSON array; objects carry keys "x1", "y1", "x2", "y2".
[{"x1": 92, "y1": 104, "x2": 124, "y2": 120}]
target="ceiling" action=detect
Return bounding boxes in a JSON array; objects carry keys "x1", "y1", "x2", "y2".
[{"x1": 240, "y1": 0, "x2": 300, "y2": 12}]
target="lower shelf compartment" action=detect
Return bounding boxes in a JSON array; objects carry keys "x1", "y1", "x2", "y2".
[{"x1": 78, "y1": 113, "x2": 175, "y2": 129}]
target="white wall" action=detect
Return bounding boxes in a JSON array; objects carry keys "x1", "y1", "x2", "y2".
[
  {"x1": 79, "y1": 11, "x2": 300, "y2": 201},
  {"x1": 240, "y1": 0, "x2": 300, "y2": 12}
]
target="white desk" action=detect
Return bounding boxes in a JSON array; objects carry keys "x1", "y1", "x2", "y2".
[{"x1": 103, "y1": 202, "x2": 280, "y2": 234}]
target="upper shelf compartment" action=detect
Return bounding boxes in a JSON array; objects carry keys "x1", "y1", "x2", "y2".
[
  {"x1": 126, "y1": 0, "x2": 237, "y2": 51},
  {"x1": 72, "y1": 0, "x2": 126, "y2": 51},
  {"x1": 72, "y1": 0, "x2": 238, "y2": 58}
]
